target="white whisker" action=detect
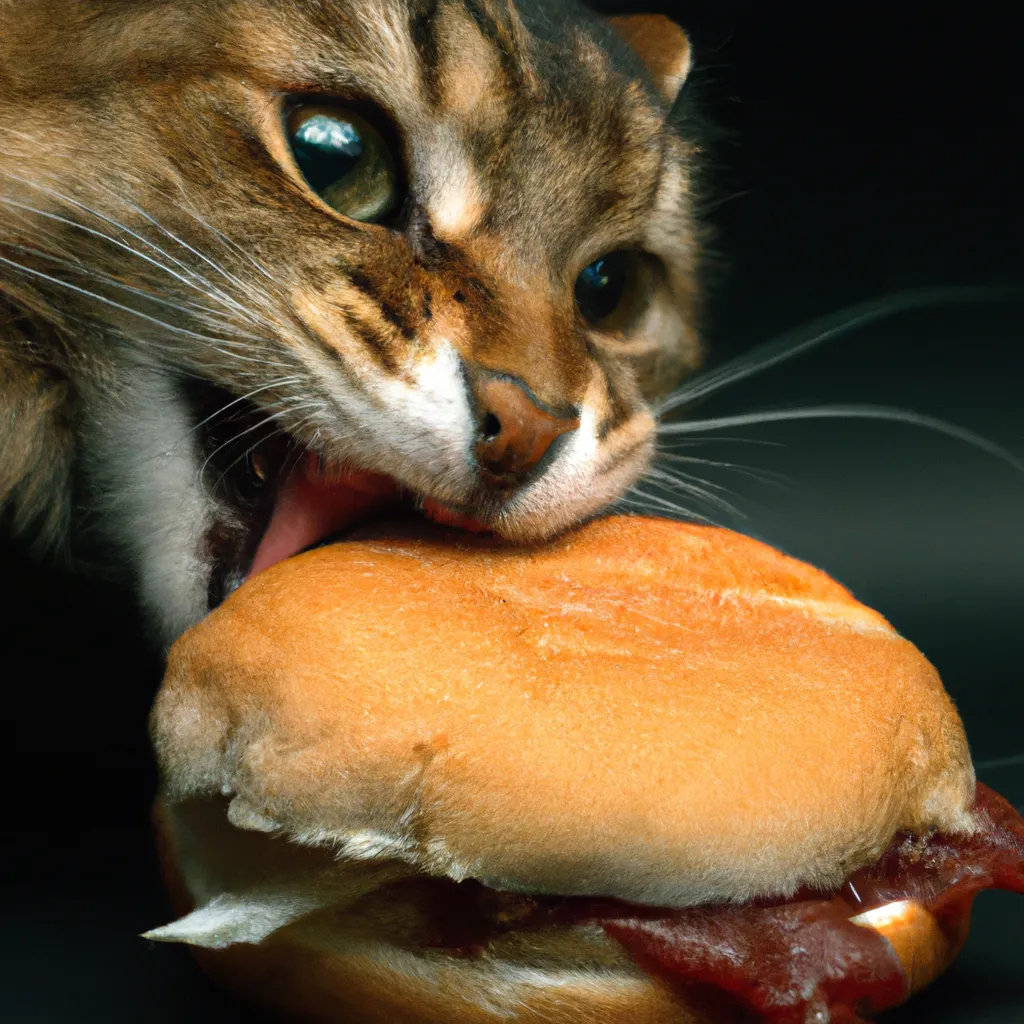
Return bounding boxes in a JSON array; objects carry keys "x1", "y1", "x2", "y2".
[
  {"x1": 0, "y1": 253, "x2": 285, "y2": 366},
  {"x1": 974, "y1": 753, "x2": 1024, "y2": 772},
  {"x1": 0, "y1": 170, "x2": 256, "y2": 321},
  {"x1": 104, "y1": 187, "x2": 276, "y2": 316},
  {"x1": 172, "y1": 199, "x2": 276, "y2": 284},
  {"x1": 618, "y1": 485, "x2": 738, "y2": 526},
  {"x1": 644, "y1": 465, "x2": 738, "y2": 503},
  {"x1": 0, "y1": 193, "x2": 242, "y2": 317},
  {"x1": 658, "y1": 285, "x2": 1024, "y2": 417},
  {"x1": 2, "y1": 242, "x2": 249, "y2": 328},
  {"x1": 643, "y1": 471, "x2": 745, "y2": 522},
  {"x1": 197, "y1": 405, "x2": 302, "y2": 483},
  {"x1": 209, "y1": 428, "x2": 286, "y2": 493},
  {"x1": 167, "y1": 376, "x2": 306, "y2": 454},
  {"x1": 655, "y1": 451, "x2": 792, "y2": 489},
  {"x1": 658, "y1": 404, "x2": 1024, "y2": 474},
  {"x1": 206, "y1": 404, "x2": 326, "y2": 492},
  {"x1": 660, "y1": 435, "x2": 785, "y2": 449}
]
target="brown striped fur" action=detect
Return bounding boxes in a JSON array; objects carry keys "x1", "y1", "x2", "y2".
[{"x1": 0, "y1": 0, "x2": 702, "y2": 644}]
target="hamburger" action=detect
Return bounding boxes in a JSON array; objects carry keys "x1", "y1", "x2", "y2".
[{"x1": 144, "y1": 515, "x2": 1024, "y2": 1022}]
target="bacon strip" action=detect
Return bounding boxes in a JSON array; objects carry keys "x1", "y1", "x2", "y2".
[
  {"x1": 418, "y1": 784, "x2": 1024, "y2": 1022},
  {"x1": 602, "y1": 784, "x2": 1024, "y2": 1021}
]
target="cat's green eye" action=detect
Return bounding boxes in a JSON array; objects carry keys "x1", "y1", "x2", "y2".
[
  {"x1": 286, "y1": 104, "x2": 399, "y2": 223},
  {"x1": 574, "y1": 250, "x2": 638, "y2": 328}
]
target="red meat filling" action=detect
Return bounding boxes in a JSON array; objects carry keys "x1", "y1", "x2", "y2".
[{"x1": 408, "y1": 783, "x2": 1023, "y2": 1022}]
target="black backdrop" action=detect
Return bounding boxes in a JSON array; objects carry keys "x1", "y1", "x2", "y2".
[{"x1": 2, "y1": 2, "x2": 1022, "y2": 1020}]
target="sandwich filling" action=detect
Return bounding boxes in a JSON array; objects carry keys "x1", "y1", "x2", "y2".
[
  {"x1": 150, "y1": 784, "x2": 1024, "y2": 1023},
  {"x1": 383, "y1": 783, "x2": 1024, "y2": 1023}
]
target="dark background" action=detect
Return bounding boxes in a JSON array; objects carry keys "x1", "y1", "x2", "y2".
[{"x1": 2, "y1": 1, "x2": 1021, "y2": 1020}]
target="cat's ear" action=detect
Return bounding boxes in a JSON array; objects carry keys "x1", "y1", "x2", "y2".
[{"x1": 608, "y1": 14, "x2": 693, "y2": 107}]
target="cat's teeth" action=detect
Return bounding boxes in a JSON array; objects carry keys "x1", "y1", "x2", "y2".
[{"x1": 249, "y1": 452, "x2": 270, "y2": 484}]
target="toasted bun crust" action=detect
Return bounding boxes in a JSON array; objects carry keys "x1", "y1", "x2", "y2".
[{"x1": 152, "y1": 516, "x2": 975, "y2": 909}]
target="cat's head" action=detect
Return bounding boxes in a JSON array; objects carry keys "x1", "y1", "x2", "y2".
[{"x1": 0, "y1": 0, "x2": 701, "y2": 642}]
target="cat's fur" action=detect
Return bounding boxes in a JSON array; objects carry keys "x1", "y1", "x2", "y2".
[{"x1": 0, "y1": 0, "x2": 702, "y2": 647}]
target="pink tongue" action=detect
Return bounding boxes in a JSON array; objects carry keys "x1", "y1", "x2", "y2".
[{"x1": 248, "y1": 454, "x2": 401, "y2": 578}]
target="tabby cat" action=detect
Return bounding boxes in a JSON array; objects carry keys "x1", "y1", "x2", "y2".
[{"x1": 0, "y1": 0, "x2": 702, "y2": 648}]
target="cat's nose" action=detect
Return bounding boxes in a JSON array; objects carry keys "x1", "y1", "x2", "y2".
[{"x1": 472, "y1": 376, "x2": 580, "y2": 490}]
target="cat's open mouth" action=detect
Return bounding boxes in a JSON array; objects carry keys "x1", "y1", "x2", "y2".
[
  {"x1": 250, "y1": 452, "x2": 492, "y2": 570},
  {"x1": 189, "y1": 384, "x2": 493, "y2": 611}
]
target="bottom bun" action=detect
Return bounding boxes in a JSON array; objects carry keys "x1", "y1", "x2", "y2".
[
  {"x1": 152, "y1": 800, "x2": 706, "y2": 1023},
  {"x1": 151, "y1": 800, "x2": 967, "y2": 1024},
  {"x1": 188, "y1": 943, "x2": 699, "y2": 1024}
]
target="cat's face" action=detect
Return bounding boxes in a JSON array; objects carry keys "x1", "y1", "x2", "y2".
[{"x1": 0, "y1": 0, "x2": 700, "y2": 644}]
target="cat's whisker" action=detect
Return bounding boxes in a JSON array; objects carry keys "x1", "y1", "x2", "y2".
[
  {"x1": 154, "y1": 390, "x2": 293, "y2": 478},
  {"x1": 2, "y1": 147, "x2": 277, "y2": 343},
  {"x1": 143, "y1": 338, "x2": 294, "y2": 374},
  {"x1": 619, "y1": 484, "x2": 740, "y2": 527},
  {"x1": 1, "y1": 241, "x2": 250, "y2": 328},
  {"x1": 197, "y1": 398, "x2": 323, "y2": 487},
  {"x1": 657, "y1": 284, "x2": 1024, "y2": 417},
  {"x1": 0, "y1": 169, "x2": 253, "y2": 321},
  {"x1": 643, "y1": 465, "x2": 740, "y2": 504},
  {"x1": 85, "y1": 177, "x2": 248, "y2": 277},
  {"x1": 115, "y1": 316, "x2": 294, "y2": 372},
  {"x1": 658, "y1": 404, "x2": 1024, "y2": 474},
  {"x1": 659, "y1": 434, "x2": 785, "y2": 450},
  {"x1": 694, "y1": 189, "x2": 753, "y2": 217},
  {"x1": 93, "y1": 178, "x2": 283, "y2": 331},
  {"x1": 613, "y1": 493, "x2": 724, "y2": 528},
  {"x1": 0, "y1": 252, "x2": 285, "y2": 367},
  {"x1": 164, "y1": 376, "x2": 307, "y2": 460},
  {"x1": 208, "y1": 427, "x2": 287, "y2": 494},
  {"x1": 113, "y1": 193, "x2": 272, "y2": 317},
  {"x1": 642, "y1": 470, "x2": 745, "y2": 522},
  {"x1": 0, "y1": 193, "x2": 245, "y2": 318},
  {"x1": 170, "y1": 195, "x2": 276, "y2": 284},
  {"x1": 655, "y1": 451, "x2": 792, "y2": 489},
  {"x1": 974, "y1": 753, "x2": 1024, "y2": 772}
]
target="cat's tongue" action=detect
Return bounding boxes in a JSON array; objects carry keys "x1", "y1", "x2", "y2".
[{"x1": 248, "y1": 454, "x2": 488, "y2": 578}]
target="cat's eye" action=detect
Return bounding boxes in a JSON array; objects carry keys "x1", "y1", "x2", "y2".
[
  {"x1": 574, "y1": 251, "x2": 638, "y2": 328},
  {"x1": 285, "y1": 104, "x2": 399, "y2": 223}
]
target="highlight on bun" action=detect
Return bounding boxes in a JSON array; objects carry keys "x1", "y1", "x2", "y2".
[{"x1": 144, "y1": 516, "x2": 1024, "y2": 1022}]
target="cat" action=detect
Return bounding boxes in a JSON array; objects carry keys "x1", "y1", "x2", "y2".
[{"x1": 0, "y1": 0, "x2": 704, "y2": 649}]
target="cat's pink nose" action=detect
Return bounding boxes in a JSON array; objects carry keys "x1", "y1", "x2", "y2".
[{"x1": 472, "y1": 377, "x2": 580, "y2": 491}]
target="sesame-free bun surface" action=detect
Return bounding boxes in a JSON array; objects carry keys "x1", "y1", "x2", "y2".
[{"x1": 151, "y1": 515, "x2": 975, "y2": 909}]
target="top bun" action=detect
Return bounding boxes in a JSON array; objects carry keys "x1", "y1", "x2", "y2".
[{"x1": 151, "y1": 515, "x2": 976, "y2": 909}]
